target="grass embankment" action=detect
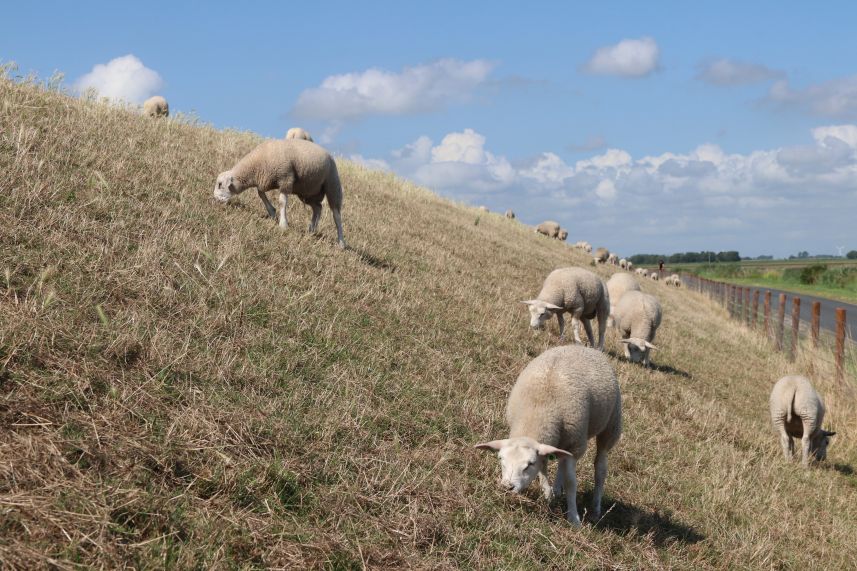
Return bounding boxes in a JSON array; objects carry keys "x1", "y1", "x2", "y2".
[
  {"x1": 2, "y1": 75, "x2": 857, "y2": 569},
  {"x1": 680, "y1": 263, "x2": 857, "y2": 305}
]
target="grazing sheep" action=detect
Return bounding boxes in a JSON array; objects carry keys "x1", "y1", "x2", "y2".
[
  {"x1": 607, "y1": 253, "x2": 619, "y2": 266},
  {"x1": 612, "y1": 290, "x2": 662, "y2": 367},
  {"x1": 627, "y1": 261, "x2": 633, "y2": 271},
  {"x1": 285, "y1": 127, "x2": 314, "y2": 142},
  {"x1": 635, "y1": 268, "x2": 646, "y2": 276},
  {"x1": 650, "y1": 272, "x2": 659, "y2": 281},
  {"x1": 770, "y1": 375, "x2": 836, "y2": 467},
  {"x1": 478, "y1": 205, "x2": 490, "y2": 213},
  {"x1": 593, "y1": 247, "x2": 609, "y2": 264},
  {"x1": 558, "y1": 229, "x2": 568, "y2": 241},
  {"x1": 475, "y1": 345, "x2": 622, "y2": 525},
  {"x1": 583, "y1": 242, "x2": 592, "y2": 253},
  {"x1": 143, "y1": 95, "x2": 169, "y2": 118},
  {"x1": 521, "y1": 267, "x2": 609, "y2": 350},
  {"x1": 213, "y1": 139, "x2": 345, "y2": 248},
  {"x1": 536, "y1": 221, "x2": 561, "y2": 238},
  {"x1": 619, "y1": 258, "x2": 628, "y2": 270},
  {"x1": 606, "y1": 273, "x2": 641, "y2": 327},
  {"x1": 670, "y1": 273, "x2": 681, "y2": 287},
  {"x1": 505, "y1": 209, "x2": 516, "y2": 219}
]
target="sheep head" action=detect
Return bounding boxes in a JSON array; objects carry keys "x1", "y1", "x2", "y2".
[{"x1": 475, "y1": 437, "x2": 572, "y2": 493}]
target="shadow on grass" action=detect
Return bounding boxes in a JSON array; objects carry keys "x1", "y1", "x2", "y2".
[
  {"x1": 348, "y1": 245, "x2": 396, "y2": 272},
  {"x1": 583, "y1": 494, "x2": 705, "y2": 546},
  {"x1": 603, "y1": 349, "x2": 692, "y2": 379},
  {"x1": 832, "y1": 463, "x2": 854, "y2": 476}
]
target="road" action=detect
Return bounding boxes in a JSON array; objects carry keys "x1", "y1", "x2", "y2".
[{"x1": 681, "y1": 276, "x2": 856, "y2": 340}]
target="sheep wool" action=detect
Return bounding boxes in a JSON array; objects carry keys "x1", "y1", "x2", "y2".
[
  {"x1": 213, "y1": 139, "x2": 345, "y2": 248},
  {"x1": 606, "y1": 273, "x2": 641, "y2": 326},
  {"x1": 505, "y1": 209, "x2": 516, "y2": 219},
  {"x1": 285, "y1": 127, "x2": 314, "y2": 142},
  {"x1": 769, "y1": 375, "x2": 836, "y2": 466},
  {"x1": 143, "y1": 95, "x2": 169, "y2": 118},
  {"x1": 593, "y1": 247, "x2": 609, "y2": 264},
  {"x1": 536, "y1": 220, "x2": 561, "y2": 238},
  {"x1": 476, "y1": 345, "x2": 622, "y2": 525},
  {"x1": 612, "y1": 290, "x2": 662, "y2": 367}
]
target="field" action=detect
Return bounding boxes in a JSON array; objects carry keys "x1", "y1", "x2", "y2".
[{"x1": 2, "y1": 74, "x2": 857, "y2": 569}]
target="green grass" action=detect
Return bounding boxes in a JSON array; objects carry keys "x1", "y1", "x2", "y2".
[
  {"x1": 2, "y1": 70, "x2": 857, "y2": 569},
  {"x1": 701, "y1": 275, "x2": 857, "y2": 305}
]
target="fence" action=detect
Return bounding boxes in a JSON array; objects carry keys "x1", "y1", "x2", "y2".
[{"x1": 682, "y1": 274, "x2": 854, "y2": 386}]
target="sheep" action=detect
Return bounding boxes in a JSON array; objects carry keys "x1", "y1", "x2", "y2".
[
  {"x1": 670, "y1": 273, "x2": 681, "y2": 287},
  {"x1": 505, "y1": 209, "x2": 516, "y2": 219},
  {"x1": 583, "y1": 242, "x2": 592, "y2": 253},
  {"x1": 558, "y1": 229, "x2": 568, "y2": 241},
  {"x1": 285, "y1": 127, "x2": 314, "y2": 142},
  {"x1": 635, "y1": 268, "x2": 646, "y2": 276},
  {"x1": 521, "y1": 267, "x2": 609, "y2": 350},
  {"x1": 606, "y1": 273, "x2": 641, "y2": 327},
  {"x1": 143, "y1": 95, "x2": 169, "y2": 118},
  {"x1": 769, "y1": 375, "x2": 836, "y2": 467},
  {"x1": 612, "y1": 290, "x2": 662, "y2": 367},
  {"x1": 479, "y1": 205, "x2": 490, "y2": 213},
  {"x1": 626, "y1": 261, "x2": 633, "y2": 271},
  {"x1": 650, "y1": 272, "x2": 659, "y2": 281},
  {"x1": 593, "y1": 247, "x2": 609, "y2": 264},
  {"x1": 619, "y1": 258, "x2": 627, "y2": 270},
  {"x1": 607, "y1": 253, "x2": 619, "y2": 266},
  {"x1": 475, "y1": 344, "x2": 622, "y2": 525},
  {"x1": 213, "y1": 139, "x2": 345, "y2": 248},
  {"x1": 536, "y1": 220, "x2": 561, "y2": 238}
]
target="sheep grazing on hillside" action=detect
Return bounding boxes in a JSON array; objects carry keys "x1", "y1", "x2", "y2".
[
  {"x1": 665, "y1": 274, "x2": 681, "y2": 287},
  {"x1": 619, "y1": 258, "x2": 628, "y2": 270},
  {"x1": 607, "y1": 253, "x2": 619, "y2": 266},
  {"x1": 475, "y1": 345, "x2": 622, "y2": 525},
  {"x1": 285, "y1": 127, "x2": 314, "y2": 142},
  {"x1": 505, "y1": 209, "x2": 516, "y2": 219},
  {"x1": 612, "y1": 290, "x2": 662, "y2": 367},
  {"x1": 606, "y1": 273, "x2": 641, "y2": 327},
  {"x1": 558, "y1": 229, "x2": 568, "y2": 241},
  {"x1": 635, "y1": 268, "x2": 646, "y2": 276},
  {"x1": 626, "y1": 261, "x2": 633, "y2": 271},
  {"x1": 521, "y1": 267, "x2": 609, "y2": 350},
  {"x1": 213, "y1": 139, "x2": 345, "y2": 248},
  {"x1": 536, "y1": 220, "x2": 561, "y2": 238},
  {"x1": 650, "y1": 272, "x2": 659, "y2": 281},
  {"x1": 770, "y1": 375, "x2": 836, "y2": 467},
  {"x1": 593, "y1": 247, "x2": 609, "y2": 264},
  {"x1": 478, "y1": 205, "x2": 490, "y2": 213},
  {"x1": 583, "y1": 242, "x2": 592, "y2": 253},
  {"x1": 143, "y1": 95, "x2": 169, "y2": 118}
]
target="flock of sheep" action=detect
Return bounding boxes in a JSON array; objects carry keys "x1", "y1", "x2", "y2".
[{"x1": 142, "y1": 96, "x2": 837, "y2": 527}]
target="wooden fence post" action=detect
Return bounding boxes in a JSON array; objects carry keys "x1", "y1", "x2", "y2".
[
  {"x1": 752, "y1": 290, "x2": 760, "y2": 329},
  {"x1": 764, "y1": 291, "x2": 771, "y2": 338},
  {"x1": 811, "y1": 301, "x2": 821, "y2": 348},
  {"x1": 776, "y1": 293, "x2": 786, "y2": 351},
  {"x1": 835, "y1": 308, "x2": 846, "y2": 385},
  {"x1": 790, "y1": 297, "x2": 801, "y2": 361},
  {"x1": 744, "y1": 287, "x2": 751, "y2": 326}
]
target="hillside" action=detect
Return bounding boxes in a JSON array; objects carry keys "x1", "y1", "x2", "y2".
[{"x1": 1, "y1": 74, "x2": 856, "y2": 570}]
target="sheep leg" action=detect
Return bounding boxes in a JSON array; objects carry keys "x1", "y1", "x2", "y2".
[
  {"x1": 556, "y1": 313, "x2": 566, "y2": 342},
  {"x1": 308, "y1": 203, "x2": 322, "y2": 234},
  {"x1": 571, "y1": 310, "x2": 584, "y2": 344},
  {"x1": 563, "y1": 457, "x2": 581, "y2": 526},
  {"x1": 257, "y1": 189, "x2": 277, "y2": 220},
  {"x1": 800, "y1": 434, "x2": 811, "y2": 467},
  {"x1": 277, "y1": 192, "x2": 289, "y2": 229},
  {"x1": 331, "y1": 206, "x2": 346, "y2": 249},
  {"x1": 552, "y1": 457, "x2": 566, "y2": 497},
  {"x1": 582, "y1": 319, "x2": 596, "y2": 348},
  {"x1": 589, "y1": 447, "x2": 608, "y2": 521}
]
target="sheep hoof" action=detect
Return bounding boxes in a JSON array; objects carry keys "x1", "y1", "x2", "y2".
[
  {"x1": 567, "y1": 513, "x2": 582, "y2": 527},
  {"x1": 337, "y1": 239, "x2": 347, "y2": 250}
]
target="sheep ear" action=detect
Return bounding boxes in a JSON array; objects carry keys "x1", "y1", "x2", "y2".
[
  {"x1": 536, "y1": 444, "x2": 573, "y2": 458},
  {"x1": 645, "y1": 341, "x2": 658, "y2": 350},
  {"x1": 824, "y1": 430, "x2": 837, "y2": 437},
  {"x1": 619, "y1": 339, "x2": 631, "y2": 344},
  {"x1": 543, "y1": 302, "x2": 562, "y2": 311},
  {"x1": 474, "y1": 440, "x2": 508, "y2": 452},
  {"x1": 520, "y1": 300, "x2": 537, "y2": 306}
]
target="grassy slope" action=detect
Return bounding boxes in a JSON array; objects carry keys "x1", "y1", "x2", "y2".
[{"x1": 2, "y1": 76, "x2": 856, "y2": 570}]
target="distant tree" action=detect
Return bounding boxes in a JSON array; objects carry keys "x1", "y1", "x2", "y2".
[
  {"x1": 797, "y1": 251, "x2": 810, "y2": 259},
  {"x1": 847, "y1": 250, "x2": 857, "y2": 259},
  {"x1": 716, "y1": 251, "x2": 741, "y2": 262}
]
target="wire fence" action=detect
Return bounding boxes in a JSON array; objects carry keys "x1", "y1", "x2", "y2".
[{"x1": 682, "y1": 274, "x2": 856, "y2": 387}]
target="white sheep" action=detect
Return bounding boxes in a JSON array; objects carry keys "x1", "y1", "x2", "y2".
[
  {"x1": 285, "y1": 127, "x2": 314, "y2": 142},
  {"x1": 606, "y1": 273, "x2": 641, "y2": 327},
  {"x1": 612, "y1": 290, "x2": 662, "y2": 367},
  {"x1": 650, "y1": 272, "x2": 659, "y2": 281},
  {"x1": 478, "y1": 205, "x2": 490, "y2": 213},
  {"x1": 213, "y1": 139, "x2": 345, "y2": 248},
  {"x1": 619, "y1": 258, "x2": 627, "y2": 270},
  {"x1": 505, "y1": 209, "x2": 516, "y2": 219},
  {"x1": 635, "y1": 268, "x2": 646, "y2": 276},
  {"x1": 593, "y1": 247, "x2": 609, "y2": 264},
  {"x1": 769, "y1": 375, "x2": 836, "y2": 467},
  {"x1": 669, "y1": 273, "x2": 681, "y2": 287},
  {"x1": 475, "y1": 345, "x2": 622, "y2": 525},
  {"x1": 607, "y1": 253, "x2": 618, "y2": 266},
  {"x1": 143, "y1": 95, "x2": 169, "y2": 118},
  {"x1": 558, "y1": 229, "x2": 568, "y2": 241},
  {"x1": 521, "y1": 267, "x2": 609, "y2": 350},
  {"x1": 583, "y1": 242, "x2": 592, "y2": 254},
  {"x1": 536, "y1": 221, "x2": 561, "y2": 238},
  {"x1": 626, "y1": 261, "x2": 633, "y2": 271}
]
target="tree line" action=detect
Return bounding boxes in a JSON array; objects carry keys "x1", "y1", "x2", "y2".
[{"x1": 629, "y1": 251, "x2": 741, "y2": 265}]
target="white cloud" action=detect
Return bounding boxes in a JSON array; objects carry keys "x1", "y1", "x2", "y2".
[
  {"x1": 409, "y1": 129, "x2": 516, "y2": 192},
  {"x1": 582, "y1": 37, "x2": 660, "y2": 78},
  {"x1": 696, "y1": 58, "x2": 782, "y2": 86},
  {"x1": 349, "y1": 154, "x2": 391, "y2": 172},
  {"x1": 767, "y1": 76, "x2": 857, "y2": 119},
  {"x1": 519, "y1": 152, "x2": 574, "y2": 187},
  {"x1": 292, "y1": 59, "x2": 495, "y2": 121},
  {"x1": 595, "y1": 179, "x2": 617, "y2": 201},
  {"x1": 73, "y1": 54, "x2": 163, "y2": 104},
  {"x1": 812, "y1": 124, "x2": 857, "y2": 147}
]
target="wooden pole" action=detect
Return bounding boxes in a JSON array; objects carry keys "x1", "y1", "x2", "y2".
[
  {"x1": 776, "y1": 293, "x2": 786, "y2": 351},
  {"x1": 811, "y1": 301, "x2": 821, "y2": 348},
  {"x1": 790, "y1": 297, "x2": 801, "y2": 361},
  {"x1": 764, "y1": 291, "x2": 772, "y2": 339},
  {"x1": 835, "y1": 308, "x2": 846, "y2": 385},
  {"x1": 752, "y1": 290, "x2": 760, "y2": 330}
]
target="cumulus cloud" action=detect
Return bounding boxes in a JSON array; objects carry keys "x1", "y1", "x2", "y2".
[
  {"x1": 292, "y1": 59, "x2": 495, "y2": 121},
  {"x1": 582, "y1": 37, "x2": 660, "y2": 78},
  {"x1": 696, "y1": 58, "x2": 782, "y2": 86},
  {"x1": 73, "y1": 54, "x2": 163, "y2": 104},
  {"x1": 767, "y1": 76, "x2": 857, "y2": 119}
]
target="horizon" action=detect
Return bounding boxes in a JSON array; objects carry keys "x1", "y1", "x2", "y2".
[{"x1": 4, "y1": 1, "x2": 856, "y2": 258}]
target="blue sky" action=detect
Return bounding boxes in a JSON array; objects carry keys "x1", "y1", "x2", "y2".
[{"x1": 4, "y1": 1, "x2": 856, "y2": 257}]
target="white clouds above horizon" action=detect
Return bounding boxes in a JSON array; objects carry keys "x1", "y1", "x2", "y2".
[
  {"x1": 292, "y1": 59, "x2": 495, "y2": 121},
  {"x1": 582, "y1": 37, "x2": 660, "y2": 78},
  {"x1": 767, "y1": 76, "x2": 857, "y2": 119},
  {"x1": 73, "y1": 54, "x2": 163, "y2": 104},
  {"x1": 696, "y1": 58, "x2": 782, "y2": 86}
]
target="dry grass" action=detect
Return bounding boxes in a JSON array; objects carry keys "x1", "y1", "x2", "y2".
[{"x1": 1, "y1": 72, "x2": 856, "y2": 570}]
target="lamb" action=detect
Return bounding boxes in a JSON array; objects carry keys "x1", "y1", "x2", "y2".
[
  {"x1": 593, "y1": 247, "x2": 609, "y2": 264},
  {"x1": 475, "y1": 345, "x2": 622, "y2": 525},
  {"x1": 670, "y1": 273, "x2": 681, "y2": 287},
  {"x1": 505, "y1": 209, "x2": 516, "y2": 219},
  {"x1": 521, "y1": 267, "x2": 609, "y2": 350},
  {"x1": 285, "y1": 127, "x2": 314, "y2": 142},
  {"x1": 143, "y1": 95, "x2": 169, "y2": 118},
  {"x1": 635, "y1": 268, "x2": 646, "y2": 276},
  {"x1": 619, "y1": 258, "x2": 628, "y2": 270},
  {"x1": 769, "y1": 375, "x2": 836, "y2": 467},
  {"x1": 583, "y1": 242, "x2": 592, "y2": 253},
  {"x1": 626, "y1": 261, "x2": 633, "y2": 271},
  {"x1": 606, "y1": 273, "x2": 641, "y2": 327},
  {"x1": 213, "y1": 139, "x2": 345, "y2": 248},
  {"x1": 612, "y1": 290, "x2": 662, "y2": 367},
  {"x1": 558, "y1": 229, "x2": 568, "y2": 241},
  {"x1": 650, "y1": 272, "x2": 659, "y2": 281},
  {"x1": 607, "y1": 253, "x2": 619, "y2": 266},
  {"x1": 535, "y1": 221, "x2": 561, "y2": 238}
]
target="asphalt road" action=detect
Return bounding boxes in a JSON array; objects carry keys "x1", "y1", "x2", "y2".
[{"x1": 681, "y1": 276, "x2": 855, "y2": 340}]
